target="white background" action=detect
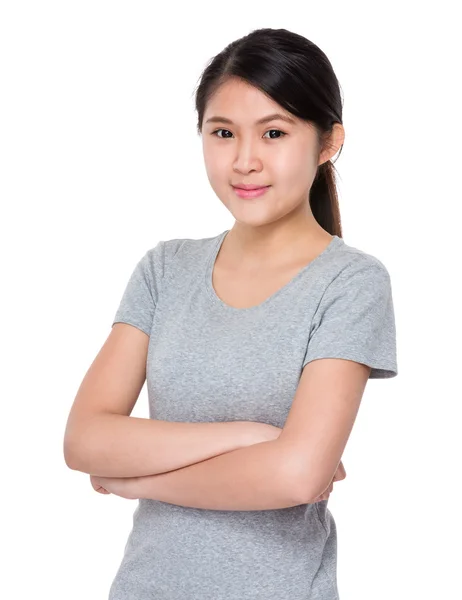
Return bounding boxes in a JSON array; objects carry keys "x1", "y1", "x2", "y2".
[{"x1": 1, "y1": 1, "x2": 461, "y2": 598}]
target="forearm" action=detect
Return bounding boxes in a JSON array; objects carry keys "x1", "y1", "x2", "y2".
[
  {"x1": 130, "y1": 438, "x2": 304, "y2": 510},
  {"x1": 65, "y1": 414, "x2": 252, "y2": 478}
]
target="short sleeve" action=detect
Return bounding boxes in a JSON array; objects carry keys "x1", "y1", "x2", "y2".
[
  {"x1": 111, "y1": 241, "x2": 165, "y2": 336},
  {"x1": 302, "y1": 258, "x2": 398, "y2": 379}
]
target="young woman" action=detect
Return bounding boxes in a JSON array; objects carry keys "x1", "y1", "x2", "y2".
[{"x1": 64, "y1": 27, "x2": 398, "y2": 599}]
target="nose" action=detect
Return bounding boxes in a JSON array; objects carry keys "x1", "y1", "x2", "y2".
[{"x1": 232, "y1": 138, "x2": 263, "y2": 175}]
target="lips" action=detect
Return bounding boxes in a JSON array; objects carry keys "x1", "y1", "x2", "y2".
[
  {"x1": 232, "y1": 185, "x2": 271, "y2": 199},
  {"x1": 232, "y1": 184, "x2": 270, "y2": 190}
]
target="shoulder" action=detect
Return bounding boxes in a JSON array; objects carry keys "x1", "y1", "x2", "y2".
[
  {"x1": 324, "y1": 236, "x2": 393, "y2": 288},
  {"x1": 142, "y1": 230, "x2": 223, "y2": 276},
  {"x1": 307, "y1": 238, "x2": 395, "y2": 318},
  {"x1": 146, "y1": 231, "x2": 223, "y2": 259}
]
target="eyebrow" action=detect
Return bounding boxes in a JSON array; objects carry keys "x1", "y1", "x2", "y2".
[{"x1": 205, "y1": 112, "x2": 297, "y2": 126}]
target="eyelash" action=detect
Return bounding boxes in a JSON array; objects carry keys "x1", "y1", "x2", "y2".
[{"x1": 211, "y1": 129, "x2": 287, "y2": 140}]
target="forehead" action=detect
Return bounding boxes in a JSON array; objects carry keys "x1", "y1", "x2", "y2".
[{"x1": 204, "y1": 78, "x2": 297, "y2": 125}]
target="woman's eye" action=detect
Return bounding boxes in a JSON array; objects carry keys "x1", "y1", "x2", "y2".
[
  {"x1": 263, "y1": 130, "x2": 286, "y2": 139},
  {"x1": 211, "y1": 129, "x2": 286, "y2": 139},
  {"x1": 213, "y1": 129, "x2": 233, "y2": 138}
]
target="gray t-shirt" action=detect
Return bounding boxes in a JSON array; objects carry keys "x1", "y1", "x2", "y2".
[{"x1": 108, "y1": 229, "x2": 398, "y2": 600}]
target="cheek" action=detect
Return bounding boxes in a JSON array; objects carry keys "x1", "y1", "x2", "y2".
[
  {"x1": 203, "y1": 142, "x2": 224, "y2": 166},
  {"x1": 275, "y1": 150, "x2": 303, "y2": 174},
  {"x1": 276, "y1": 152, "x2": 315, "y2": 187},
  {"x1": 205, "y1": 162, "x2": 230, "y2": 189}
]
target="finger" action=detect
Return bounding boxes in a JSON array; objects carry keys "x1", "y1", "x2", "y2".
[{"x1": 333, "y1": 470, "x2": 345, "y2": 482}]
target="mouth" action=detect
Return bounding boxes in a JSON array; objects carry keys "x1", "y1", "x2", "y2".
[
  {"x1": 231, "y1": 185, "x2": 271, "y2": 199},
  {"x1": 232, "y1": 184, "x2": 270, "y2": 190}
]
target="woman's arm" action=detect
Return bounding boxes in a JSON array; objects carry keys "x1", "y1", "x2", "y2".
[
  {"x1": 97, "y1": 436, "x2": 304, "y2": 510},
  {"x1": 66, "y1": 415, "x2": 279, "y2": 478}
]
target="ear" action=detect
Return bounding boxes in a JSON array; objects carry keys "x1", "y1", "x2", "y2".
[{"x1": 318, "y1": 123, "x2": 345, "y2": 165}]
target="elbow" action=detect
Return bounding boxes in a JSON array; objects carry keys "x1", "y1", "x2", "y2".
[
  {"x1": 63, "y1": 429, "x2": 90, "y2": 472},
  {"x1": 277, "y1": 444, "x2": 326, "y2": 505},
  {"x1": 63, "y1": 437, "x2": 81, "y2": 471},
  {"x1": 290, "y1": 473, "x2": 315, "y2": 505},
  {"x1": 292, "y1": 472, "x2": 331, "y2": 505},
  {"x1": 275, "y1": 439, "x2": 317, "y2": 505},
  {"x1": 63, "y1": 416, "x2": 98, "y2": 472}
]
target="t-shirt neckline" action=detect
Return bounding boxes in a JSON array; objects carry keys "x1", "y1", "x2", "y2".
[{"x1": 204, "y1": 229, "x2": 344, "y2": 313}]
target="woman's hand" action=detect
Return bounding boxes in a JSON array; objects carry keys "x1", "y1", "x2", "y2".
[
  {"x1": 90, "y1": 474, "x2": 111, "y2": 494},
  {"x1": 313, "y1": 460, "x2": 346, "y2": 502},
  {"x1": 90, "y1": 475, "x2": 137, "y2": 499}
]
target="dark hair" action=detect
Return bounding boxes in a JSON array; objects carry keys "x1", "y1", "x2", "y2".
[{"x1": 193, "y1": 28, "x2": 344, "y2": 237}]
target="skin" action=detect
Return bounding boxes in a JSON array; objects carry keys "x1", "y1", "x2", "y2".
[
  {"x1": 201, "y1": 76, "x2": 345, "y2": 273},
  {"x1": 90, "y1": 461, "x2": 347, "y2": 500},
  {"x1": 90, "y1": 77, "x2": 347, "y2": 501}
]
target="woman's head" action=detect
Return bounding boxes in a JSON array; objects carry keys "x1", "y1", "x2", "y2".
[{"x1": 194, "y1": 28, "x2": 345, "y2": 237}]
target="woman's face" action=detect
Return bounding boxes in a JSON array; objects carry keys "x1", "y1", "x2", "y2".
[{"x1": 201, "y1": 77, "x2": 328, "y2": 228}]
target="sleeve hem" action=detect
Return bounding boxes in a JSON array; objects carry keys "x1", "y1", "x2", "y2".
[
  {"x1": 112, "y1": 319, "x2": 151, "y2": 337},
  {"x1": 302, "y1": 352, "x2": 397, "y2": 379}
]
